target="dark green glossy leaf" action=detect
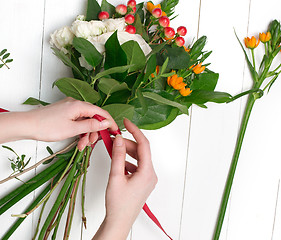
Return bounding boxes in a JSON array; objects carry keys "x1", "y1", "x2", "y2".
[
  {"x1": 98, "y1": 78, "x2": 128, "y2": 95},
  {"x1": 86, "y1": 0, "x2": 101, "y2": 21},
  {"x1": 101, "y1": 0, "x2": 115, "y2": 17},
  {"x1": 102, "y1": 104, "x2": 134, "y2": 129},
  {"x1": 183, "y1": 90, "x2": 232, "y2": 104},
  {"x1": 191, "y1": 72, "x2": 219, "y2": 91},
  {"x1": 23, "y1": 97, "x2": 50, "y2": 106},
  {"x1": 0, "y1": 49, "x2": 7, "y2": 56},
  {"x1": 143, "y1": 54, "x2": 157, "y2": 83},
  {"x1": 121, "y1": 40, "x2": 146, "y2": 72},
  {"x1": 93, "y1": 65, "x2": 133, "y2": 81},
  {"x1": 5, "y1": 59, "x2": 13, "y2": 63},
  {"x1": 133, "y1": 14, "x2": 149, "y2": 42},
  {"x1": 3, "y1": 53, "x2": 10, "y2": 60},
  {"x1": 104, "y1": 31, "x2": 128, "y2": 81},
  {"x1": 54, "y1": 78, "x2": 100, "y2": 103},
  {"x1": 135, "y1": 3, "x2": 144, "y2": 23},
  {"x1": 73, "y1": 37, "x2": 102, "y2": 67}
]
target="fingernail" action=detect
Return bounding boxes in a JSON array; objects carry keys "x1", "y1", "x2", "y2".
[
  {"x1": 115, "y1": 135, "x2": 123, "y2": 146},
  {"x1": 100, "y1": 120, "x2": 110, "y2": 128}
]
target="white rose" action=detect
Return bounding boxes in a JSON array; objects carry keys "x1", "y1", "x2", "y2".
[
  {"x1": 50, "y1": 26, "x2": 74, "y2": 54},
  {"x1": 71, "y1": 20, "x2": 106, "y2": 39},
  {"x1": 103, "y1": 18, "x2": 126, "y2": 32},
  {"x1": 89, "y1": 31, "x2": 152, "y2": 56}
]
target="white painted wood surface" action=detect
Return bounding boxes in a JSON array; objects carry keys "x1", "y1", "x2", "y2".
[{"x1": 1, "y1": 0, "x2": 281, "y2": 239}]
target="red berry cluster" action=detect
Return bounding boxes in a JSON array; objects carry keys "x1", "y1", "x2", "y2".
[
  {"x1": 151, "y1": 10, "x2": 187, "y2": 47},
  {"x1": 98, "y1": 0, "x2": 137, "y2": 34}
]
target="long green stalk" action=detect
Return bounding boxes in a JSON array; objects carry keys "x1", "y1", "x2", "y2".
[
  {"x1": 213, "y1": 94, "x2": 256, "y2": 240},
  {"x1": 38, "y1": 149, "x2": 85, "y2": 240},
  {"x1": 1, "y1": 172, "x2": 62, "y2": 240}
]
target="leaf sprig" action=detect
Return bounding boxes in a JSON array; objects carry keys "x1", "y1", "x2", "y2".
[
  {"x1": 2, "y1": 145, "x2": 31, "y2": 175},
  {"x1": 0, "y1": 49, "x2": 13, "y2": 69}
]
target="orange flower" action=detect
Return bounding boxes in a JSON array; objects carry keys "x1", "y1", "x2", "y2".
[
  {"x1": 146, "y1": 2, "x2": 166, "y2": 16},
  {"x1": 151, "y1": 65, "x2": 160, "y2": 78},
  {"x1": 167, "y1": 74, "x2": 186, "y2": 90},
  {"x1": 244, "y1": 36, "x2": 260, "y2": 49},
  {"x1": 192, "y1": 63, "x2": 205, "y2": 74},
  {"x1": 179, "y1": 87, "x2": 192, "y2": 96},
  {"x1": 259, "y1": 32, "x2": 271, "y2": 43}
]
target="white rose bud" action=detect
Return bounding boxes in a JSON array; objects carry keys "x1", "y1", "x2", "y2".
[
  {"x1": 50, "y1": 26, "x2": 74, "y2": 54},
  {"x1": 71, "y1": 20, "x2": 106, "y2": 39},
  {"x1": 103, "y1": 18, "x2": 126, "y2": 32}
]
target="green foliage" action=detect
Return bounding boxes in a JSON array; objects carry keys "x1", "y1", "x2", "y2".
[
  {"x1": 86, "y1": 0, "x2": 101, "y2": 21},
  {"x1": 2, "y1": 145, "x2": 31, "y2": 175},
  {"x1": 73, "y1": 37, "x2": 103, "y2": 68},
  {"x1": 161, "y1": 0, "x2": 179, "y2": 17},
  {"x1": 104, "y1": 31, "x2": 128, "y2": 81},
  {"x1": 23, "y1": 97, "x2": 50, "y2": 106},
  {"x1": 0, "y1": 49, "x2": 13, "y2": 69},
  {"x1": 54, "y1": 78, "x2": 100, "y2": 103},
  {"x1": 101, "y1": 0, "x2": 115, "y2": 17}
]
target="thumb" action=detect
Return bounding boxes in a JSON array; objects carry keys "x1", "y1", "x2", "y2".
[{"x1": 110, "y1": 135, "x2": 126, "y2": 177}]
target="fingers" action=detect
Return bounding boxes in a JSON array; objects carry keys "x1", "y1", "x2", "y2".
[
  {"x1": 73, "y1": 118, "x2": 111, "y2": 137},
  {"x1": 125, "y1": 161, "x2": 137, "y2": 173},
  {"x1": 123, "y1": 118, "x2": 152, "y2": 171},
  {"x1": 72, "y1": 100, "x2": 119, "y2": 132},
  {"x1": 124, "y1": 139, "x2": 138, "y2": 160},
  {"x1": 111, "y1": 135, "x2": 126, "y2": 177}
]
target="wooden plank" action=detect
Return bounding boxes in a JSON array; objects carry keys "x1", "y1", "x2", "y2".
[
  {"x1": 180, "y1": 0, "x2": 251, "y2": 239},
  {"x1": 226, "y1": 0, "x2": 281, "y2": 239},
  {"x1": 0, "y1": 0, "x2": 45, "y2": 239}
]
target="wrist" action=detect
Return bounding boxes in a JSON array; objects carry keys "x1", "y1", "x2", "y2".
[{"x1": 92, "y1": 216, "x2": 132, "y2": 240}]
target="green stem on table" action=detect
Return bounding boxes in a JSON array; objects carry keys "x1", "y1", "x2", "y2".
[
  {"x1": 32, "y1": 196, "x2": 50, "y2": 240},
  {"x1": 38, "y1": 149, "x2": 85, "y2": 240},
  {"x1": 1, "y1": 173, "x2": 62, "y2": 240},
  {"x1": 82, "y1": 147, "x2": 91, "y2": 229},
  {"x1": 64, "y1": 174, "x2": 81, "y2": 240},
  {"x1": 213, "y1": 94, "x2": 256, "y2": 240}
]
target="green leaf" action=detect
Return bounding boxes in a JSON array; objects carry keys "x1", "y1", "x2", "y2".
[
  {"x1": 121, "y1": 40, "x2": 146, "y2": 72},
  {"x1": 160, "y1": 57, "x2": 169, "y2": 74},
  {"x1": 5, "y1": 59, "x2": 13, "y2": 63},
  {"x1": 23, "y1": 97, "x2": 50, "y2": 106},
  {"x1": 135, "y1": 3, "x2": 145, "y2": 23},
  {"x1": 52, "y1": 47, "x2": 86, "y2": 81},
  {"x1": 86, "y1": 0, "x2": 101, "y2": 21},
  {"x1": 183, "y1": 90, "x2": 232, "y2": 104},
  {"x1": 189, "y1": 36, "x2": 207, "y2": 57},
  {"x1": 130, "y1": 96, "x2": 178, "y2": 129},
  {"x1": 143, "y1": 54, "x2": 157, "y2": 82},
  {"x1": 73, "y1": 37, "x2": 102, "y2": 68},
  {"x1": 0, "y1": 64, "x2": 4, "y2": 68},
  {"x1": 159, "y1": 45, "x2": 190, "y2": 69},
  {"x1": 93, "y1": 65, "x2": 133, "y2": 81},
  {"x1": 104, "y1": 31, "x2": 128, "y2": 81},
  {"x1": 0, "y1": 49, "x2": 7, "y2": 56},
  {"x1": 133, "y1": 14, "x2": 149, "y2": 42},
  {"x1": 191, "y1": 72, "x2": 219, "y2": 91},
  {"x1": 54, "y1": 78, "x2": 100, "y2": 103},
  {"x1": 101, "y1": 0, "x2": 115, "y2": 17},
  {"x1": 2, "y1": 145, "x2": 17, "y2": 155},
  {"x1": 234, "y1": 30, "x2": 258, "y2": 81},
  {"x1": 3, "y1": 53, "x2": 10, "y2": 60},
  {"x1": 46, "y1": 146, "x2": 54, "y2": 155},
  {"x1": 98, "y1": 78, "x2": 128, "y2": 95},
  {"x1": 102, "y1": 104, "x2": 135, "y2": 129},
  {"x1": 136, "y1": 89, "x2": 148, "y2": 115},
  {"x1": 143, "y1": 91, "x2": 188, "y2": 114}
]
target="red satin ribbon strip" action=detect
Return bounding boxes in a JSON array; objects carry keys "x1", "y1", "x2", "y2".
[
  {"x1": 93, "y1": 114, "x2": 173, "y2": 240},
  {"x1": 0, "y1": 108, "x2": 172, "y2": 239}
]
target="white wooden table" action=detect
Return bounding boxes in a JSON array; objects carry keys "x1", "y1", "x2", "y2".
[{"x1": 1, "y1": 0, "x2": 281, "y2": 239}]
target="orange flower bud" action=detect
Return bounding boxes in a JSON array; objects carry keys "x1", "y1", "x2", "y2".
[
  {"x1": 183, "y1": 46, "x2": 190, "y2": 52},
  {"x1": 259, "y1": 32, "x2": 271, "y2": 43},
  {"x1": 146, "y1": 2, "x2": 161, "y2": 13},
  {"x1": 244, "y1": 36, "x2": 260, "y2": 49},
  {"x1": 180, "y1": 87, "x2": 192, "y2": 96},
  {"x1": 192, "y1": 63, "x2": 205, "y2": 74},
  {"x1": 151, "y1": 65, "x2": 160, "y2": 78}
]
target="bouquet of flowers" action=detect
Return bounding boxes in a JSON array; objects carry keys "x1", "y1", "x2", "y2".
[{"x1": 0, "y1": 0, "x2": 231, "y2": 239}]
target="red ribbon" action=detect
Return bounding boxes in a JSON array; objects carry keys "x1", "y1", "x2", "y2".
[
  {"x1": 0, "y1": 108, "x2": 172, "y2": 239},
  {"x1": 93, "y1": 114, "x2": 173, "y2": 240}
]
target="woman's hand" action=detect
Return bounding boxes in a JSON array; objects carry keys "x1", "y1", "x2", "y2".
[
  {"x1": 93, "y1": 118, "x2": 157, "y2": 240},
  {"x1": 0, "y1": 97, "x2": 118, "y2": 150}
]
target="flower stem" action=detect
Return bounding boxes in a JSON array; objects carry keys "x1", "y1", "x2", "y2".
[
  {"x1": 251, "y1": 49, "x2": 256, "y2": 71},
  {"x1": 213, "y1": 94, "x2": 256, "y2": 240}
]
